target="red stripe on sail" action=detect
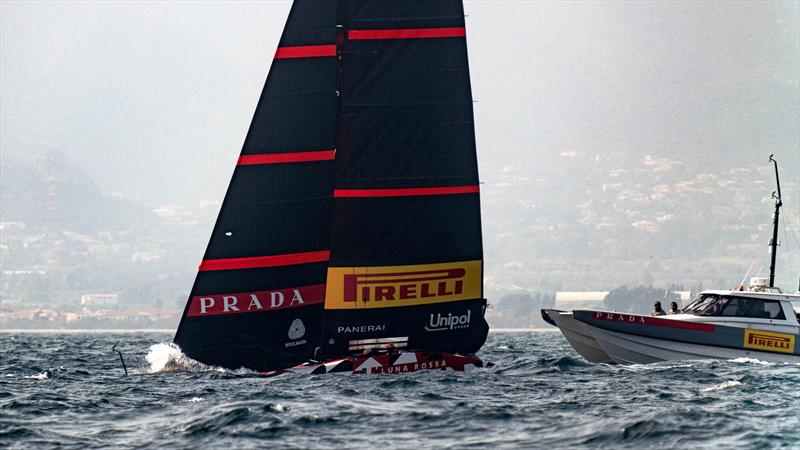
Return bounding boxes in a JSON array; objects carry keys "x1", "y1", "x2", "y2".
[
  {"x1": 200, "y1": 250, "x2": 330, "y2": 271},
  {"x1": 274, "y1": 45, "x2": 336, "y2": 59},
  {"x1": 348, "y1": 27, "x2": 466, "y2": 40},
  {"x1": 237, "y1": 150, "x2": 335, "y2": 166},
  {"x1": 334, "y1": 186, "x2": 479, "y2": 198}
]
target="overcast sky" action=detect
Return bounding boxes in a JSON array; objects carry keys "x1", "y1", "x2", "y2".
[{"x1": 1, "y1": 1, "x2": 798, "y2": 206}]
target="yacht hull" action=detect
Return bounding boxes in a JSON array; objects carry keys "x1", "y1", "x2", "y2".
[
  {"x1": 260, "y1": 351, "x2": 489, "y2": 376},
  {"x1": 541, "y1": 309, "x2": 613, "y2": 363},
  {"x1": 572, "y1": 310, "x2": 800, "y2": 364}
]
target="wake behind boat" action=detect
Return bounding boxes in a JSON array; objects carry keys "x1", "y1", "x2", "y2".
[
  {"x1": 171, "y1": 1, "x2": 490, "y2": 374},
  {"x1": 544, "y1": 156, "x2": 800, "y2": 365}
]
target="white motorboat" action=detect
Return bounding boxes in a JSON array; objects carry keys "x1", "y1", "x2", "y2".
[
  {"x1": 544, "y1": 156, "x2": 800, "y2": 364},
  {"x1": 545, "y1": 284, "x2": 799, "y2": 364}
]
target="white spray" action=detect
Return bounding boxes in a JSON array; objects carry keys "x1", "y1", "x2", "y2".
[{"x1": 146, "y1": 342, "x2": 210, "y2": 373}]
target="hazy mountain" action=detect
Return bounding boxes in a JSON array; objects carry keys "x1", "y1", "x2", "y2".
[{"x1": 0, "y1": 152, "x2": 158, "y2": 233}]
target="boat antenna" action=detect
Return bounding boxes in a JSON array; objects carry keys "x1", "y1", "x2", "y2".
[
  {"x1": 736, "y1": 256, "x2": 756, "y2": 291},
  {"x1": 768, "y1": 154, "x2": 782, "y2": 288}
]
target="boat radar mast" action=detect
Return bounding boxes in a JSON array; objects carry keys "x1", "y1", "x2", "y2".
[{"x1": 768, "y1": 154, "x2": 782, "y2": 289}]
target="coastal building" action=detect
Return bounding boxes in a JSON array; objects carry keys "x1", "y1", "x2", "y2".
[
  {"x1": 554, "y1": 291, "x2": 608, "y2": 310},
  {"x1": 80, "y1": 293, "x2": 119, "y2": 307}
]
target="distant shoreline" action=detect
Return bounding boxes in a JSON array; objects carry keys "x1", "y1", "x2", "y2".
[{"x1": 2, "y1": 328, "x2": 557, "y2": 334}]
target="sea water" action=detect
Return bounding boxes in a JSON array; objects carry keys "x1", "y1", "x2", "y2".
[{"x1": 1, "y1": 331, "x2": 798, "y2": 449}]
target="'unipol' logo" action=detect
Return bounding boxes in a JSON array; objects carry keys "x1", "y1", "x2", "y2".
[
  {"x1": 425, "y1": 310, "x2": 471, "y2": 332},
  {"x1": 324, "y1": 261, "x2": 482, "y2": 310}
]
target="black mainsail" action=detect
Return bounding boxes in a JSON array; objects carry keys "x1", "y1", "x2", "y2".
[
  {"x1": 174, "y1": 0, "x2": 488, "y2": 372},
  {"x1": 321, "y1": 2, "x2": 488, "y2": 357}
]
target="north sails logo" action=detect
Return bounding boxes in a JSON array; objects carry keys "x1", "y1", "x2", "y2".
[
  {"x1": 425, "y1": 310, "x2": 471, "y2": 332},
  {"x1": 285, "y1": 319, "x2": 307, "y2": 347}
]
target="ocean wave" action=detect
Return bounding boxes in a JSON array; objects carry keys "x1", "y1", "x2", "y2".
[
  {"x1": 26, "y1": 371, "x2": 49, "y2": 380},
  {"x1": 263, "y1": 403, "x2": 287, "y2": 413},
  {"x1": 702, "y1": 380, "x2": 743, "y2": 392},
  {"x1": 182, "y1": 407, "x2": 253, "y2": 436},
  {"x1": 616, "y1": 361, "x2": 700, "y2": 373},
  {"x1": 3, "y1": 331, "x2": 798, "y2": 449},
  {"x1": 537, "y1": 355, "x2": 589, "y2": 371},
  {"x1": 730, "y1": 357, "x2": 775, "y2": 366},
  {"x1": 19, "y1": 366, "x2": 68, "y2": 380},
  {"x1": 582, "y1": 418, "x2": 672, "y2": 444}
]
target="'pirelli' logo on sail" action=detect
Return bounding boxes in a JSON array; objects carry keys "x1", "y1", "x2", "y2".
[
  {"x1": 743, "y1": 329, "x2": 795, "y2": 354},
  {"x1": 325, "y1": 261, "x2": 482, "y2": 309}
]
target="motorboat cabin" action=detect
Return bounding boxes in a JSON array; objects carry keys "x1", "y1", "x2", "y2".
[{"x1": 674, "y1": 289, "x2": 800, "y2": 334}]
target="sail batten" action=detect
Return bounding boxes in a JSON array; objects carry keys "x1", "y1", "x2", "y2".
[
  {"x1": 333, "y1": 186, "x2": 479, "y2": 198},
  {"x1": 348, "y1": 27, "x2": 466, "y2": 40},
  {"x1": 199, "y1": 250, "x2": 331, "y2": 272},
  {"x1": 237, "y1": 150, "x2": 336, "y2": 166},
  {"x1": 274, "y1": 44, "x2": 337, "y2": 59}
]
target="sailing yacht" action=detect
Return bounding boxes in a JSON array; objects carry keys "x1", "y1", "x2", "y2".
[
  {"x1": 544, "y1": 156, "x2": 800, "y2": 364},
  {"x1": 172, "y1": 1, "x2": 490, "y2": 374}
]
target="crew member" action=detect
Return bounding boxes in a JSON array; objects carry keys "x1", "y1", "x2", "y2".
[
  {"x1": 669, "y1": 301, "x2": 680, "y2": 314},
  {"x1": 651, "y1": 301, "x2": 666, "y2": 316}
]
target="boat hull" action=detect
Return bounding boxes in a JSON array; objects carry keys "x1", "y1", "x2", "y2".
[
  {"x1": 541, "y1": 309, "x2": 613, "y2": 363},
  {"x1": 585, "y1": 326, "x2": 799, "y2": 364},
  {"x1": 572, "y1": 310, "x2": 800, "y2": 364},
  {"x1": 260, "y1": 351, "x2": 489, "y2": 376}
]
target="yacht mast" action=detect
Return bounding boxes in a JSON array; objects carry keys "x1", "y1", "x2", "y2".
[{"x1": 768, "y1": 154, "x2": 782, "y2": 288}]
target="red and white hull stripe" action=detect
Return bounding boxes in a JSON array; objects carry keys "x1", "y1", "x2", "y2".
[{"x1": 260, "y1": 351, "x2": 489, "y2": 376}]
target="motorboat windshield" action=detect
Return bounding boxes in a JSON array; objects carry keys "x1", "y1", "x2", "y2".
[{"x1": 682, "y1": 293, "x2": 786, "y2": 320}]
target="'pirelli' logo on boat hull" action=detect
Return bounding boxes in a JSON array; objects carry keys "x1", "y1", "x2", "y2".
[
  {"x1": 743, "y1": 329, "x2": 795, "y2": 354},
  {"x1": 325, "y1": 261, "x2": 481, "y2": 309}
]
